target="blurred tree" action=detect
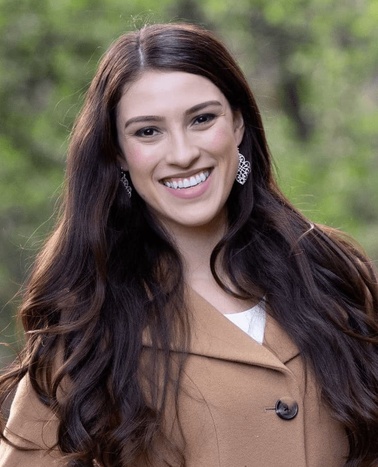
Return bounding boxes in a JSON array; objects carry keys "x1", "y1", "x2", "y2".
[
  {"x1": 0, "y1": 0, "x2": 172, "y2": 361},
  {"x1": 199, "y1": 0, "x2": 378, "y2": 255},
  {"x1": 1, "y1": 0, "x2": 377, "y2": 363}
]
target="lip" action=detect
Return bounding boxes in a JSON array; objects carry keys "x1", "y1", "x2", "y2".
[
  {"x1": 159, "y1": 167, "x2": 212, "y2": 183},
  {"x1": 160, "y1": 169, "x2": 212, "y2": 200}
]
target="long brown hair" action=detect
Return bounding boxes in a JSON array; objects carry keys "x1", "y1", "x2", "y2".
[{"x1": 1, "y1": 23, "x2": 378, "y2": 466}]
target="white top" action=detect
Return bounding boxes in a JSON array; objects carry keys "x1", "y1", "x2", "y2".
[{"x1": 223, "y1": 302, "x2": 266, "y2": 344}]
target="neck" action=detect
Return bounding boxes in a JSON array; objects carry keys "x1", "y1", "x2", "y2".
[
  {"x1": 164, "y1": 213, "x2": 258, "y2": 314},
  {"x1": 166, "y1": 215, "x2": 227, "y2": 283}
]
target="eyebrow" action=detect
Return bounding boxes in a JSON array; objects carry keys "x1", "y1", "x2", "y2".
[{"x1": 124, "y1": 100, "x2": 223, "y2": 129}]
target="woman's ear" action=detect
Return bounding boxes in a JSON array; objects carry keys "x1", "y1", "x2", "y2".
[
  {"x1": 233, "y1": 110, "x2": 245, "y2": 145},
  {"x1": 117, "y1": 153, "x2": 128, "y2": 171}
]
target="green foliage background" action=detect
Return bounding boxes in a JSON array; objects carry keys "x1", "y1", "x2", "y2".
[{"x1": 1, "y1": 0, "x2": 377, "y2": 362}]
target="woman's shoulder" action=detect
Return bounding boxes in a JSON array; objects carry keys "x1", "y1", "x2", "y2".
[{"x1": 0, "y1": 373, "x2": 63, "y2": 466}]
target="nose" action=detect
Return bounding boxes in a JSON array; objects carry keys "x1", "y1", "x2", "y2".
[{"x1": 165, "y1": 131, "x2": 200, "y2": 167}]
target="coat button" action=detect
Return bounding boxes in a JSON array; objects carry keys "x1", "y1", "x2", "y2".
[{"x1": 275, "y1": 398, "x2": 299, "y2": 420}]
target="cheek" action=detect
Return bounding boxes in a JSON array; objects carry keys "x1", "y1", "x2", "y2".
[
  {"x1": 207, "y1": 127, "x2": 237, "y2": 152},
  {"x1": 122, "y1": 140, "x2": 139, "y2": 161},
  {"x1": 123, "y1": 146, "x2": 158, "y2": 199},
  {"x1": 121, "y1": 143, "x2": 149, "y2": 173},
  {"x1": 208, "y1": 128, "x2": 239, "y2": 176}
]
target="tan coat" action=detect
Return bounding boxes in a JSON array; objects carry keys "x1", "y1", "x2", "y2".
[{"x1": 0, "y1": 289, "x2": 349, "y2": 466}]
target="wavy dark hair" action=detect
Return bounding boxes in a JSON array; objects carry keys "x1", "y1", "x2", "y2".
[{"x1": 1, "y1": 22, "x2": 378, "y2": 467}]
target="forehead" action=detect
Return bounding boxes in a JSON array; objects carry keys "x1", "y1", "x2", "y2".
[{"x1": 117, "y1": 70, "x2": 228, "y2": 117}]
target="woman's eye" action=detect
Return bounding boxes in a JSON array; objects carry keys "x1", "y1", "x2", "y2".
[
  {"x1": 193, "y1": 114, "x2": 216, "y2": 125},
  {"x1": 135, "y1": 127, "x2": 159, "y2": 137}
]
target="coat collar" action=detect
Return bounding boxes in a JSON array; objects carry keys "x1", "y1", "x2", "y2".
[{"x1": 143, "y1": 287, "x2": 300, "y2": 373}]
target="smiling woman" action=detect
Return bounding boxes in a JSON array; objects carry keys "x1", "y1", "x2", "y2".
[
  {"x1": 1, "y1": 23, "x2": 378, "y2": 467},
  {"x1": 116, "y1": 71, "x2": 243, "y2": 231}
]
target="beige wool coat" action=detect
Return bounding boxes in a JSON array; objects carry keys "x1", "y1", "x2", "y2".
[{"x1": 1, "y1": 289, "x2": 349, "y2": 466}]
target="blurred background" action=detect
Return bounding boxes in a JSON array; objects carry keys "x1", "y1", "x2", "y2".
[{"x1": 1, "y1": 0, "x2": 377, "y2": 363}]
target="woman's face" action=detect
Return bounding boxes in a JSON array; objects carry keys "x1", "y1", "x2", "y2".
[{"x1": 116, "y1": 70, "x2": 244, "y2": 233}]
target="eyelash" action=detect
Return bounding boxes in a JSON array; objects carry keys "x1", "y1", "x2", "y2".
[
  {"x1": 133, "y1": 113, "x2": 217, "y2": 138},
  {"x1": 135, "y1": 127, "x2": 160, "y2": 137},
  {"x1": 193, "y1": 113, "x2": 216, "y2": 125}
]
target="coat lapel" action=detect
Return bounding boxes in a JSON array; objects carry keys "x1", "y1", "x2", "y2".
[
  {"x1": 142, "y1": 287, "x2": 300, "y2": 373},
  {"x1": 186, "y1": 287, "x2": 300, "y2": 372}
]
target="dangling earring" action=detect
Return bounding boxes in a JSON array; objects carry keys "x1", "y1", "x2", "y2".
[
  {"x1": 120, "y1": 168, "x2": 132, "y2": 198},
  {"x1": 236, "y1": 150, "x2": 251, "y2": 185}
]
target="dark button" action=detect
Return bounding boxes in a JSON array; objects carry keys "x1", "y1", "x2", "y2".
[{"x1": 275, "y1": 398, "x2": 299, "y2": 420}]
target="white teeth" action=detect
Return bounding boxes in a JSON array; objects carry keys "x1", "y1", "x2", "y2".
[{"x1": 162, "y1": 170, "x2": 210, "y2": 189}]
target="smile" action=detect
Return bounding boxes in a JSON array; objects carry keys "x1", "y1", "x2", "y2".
[{"x1": 161, "y1": 170, "x2": 211, "y2": 190}]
